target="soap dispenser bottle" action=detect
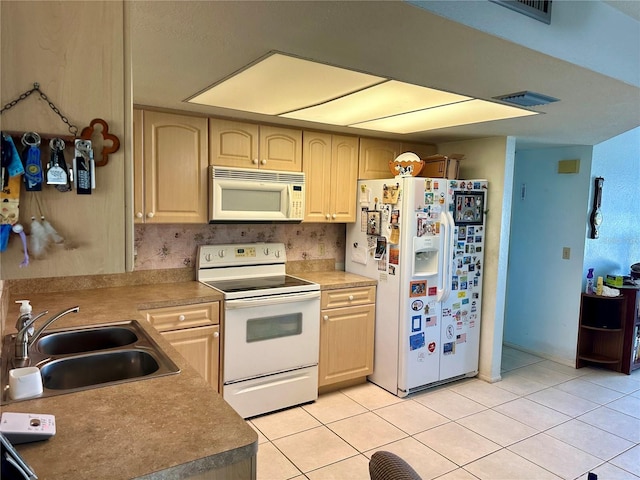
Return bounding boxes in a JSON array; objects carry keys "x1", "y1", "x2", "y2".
[
  {"x1": 586, "y1": 269, "x2": 594, "y2": 294},
  {"x1": 15, "y1": 300, "x2": 34, "y2": 335}
]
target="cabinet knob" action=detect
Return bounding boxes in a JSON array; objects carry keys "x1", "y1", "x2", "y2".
[
  {"x1": 325, "y1": 214, "x2": 330, "y2": 219},
  {"x1": 252, "y1": 159, "x2": 259, "y2": 165},
  {"x1": 178, "y1": 315, "x2": 185, "y2": 322},
  {"x1": 260, "y1": 159, "x2": 267, "y2": 165},
  {"x1": 213, "y1": 331, "x2": 219, "y2": 338},
  {"x1": 332, "y1": 214, "x2": 337, "y2": 219},
  {"x1": 146, "y1": 212, "x2": 155, "y2": 219},
  {"x1": 135, "y1": 212, "x2": 143, "y2": 218},
  {"x1": 323, "y1": 315, "x2": 329, "y2": 321},
  {"x1": 348, "y1": 295, "x2": 354, "y2": 301}
]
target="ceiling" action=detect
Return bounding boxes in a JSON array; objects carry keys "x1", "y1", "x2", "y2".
[{"x1": 130, "y1": 1, "x2": 640, "y2": 149}]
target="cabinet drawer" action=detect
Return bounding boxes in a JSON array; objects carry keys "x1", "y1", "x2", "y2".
[
  {"x1": 321, "y1": 286, "x2": 376, "y2": 309},
  {"x1": 140, "y1": 302, "x2": 219, "y2": 332}
]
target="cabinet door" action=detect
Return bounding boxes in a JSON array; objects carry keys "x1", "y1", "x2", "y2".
[
  {"x1": 400, "y1": 142, "x2": 437, "y2": 160},
  {"x1": 162, "y1": 325, "x2": 220, "y2": 392},
  {"x1": 133, "y1": 109, "x2": 144, "y2": 223},
  {"x1": 358, "y1": 138, "x2": 402, "y2": 179},
  {"x1": 209, "y1": 119, "x2": 259, "y2": 169},
  {"x1": 259, "y1": 125, "x2": 303, "y2": 171},
  {"x1": 143, "y1": 111, "x2": 208, "y2": 223},
  {"x1": 330, "y1": 135, "x2": 359, "y2": 222},
  {"x1": 303, "y1": 132, "x2": 332, "y2": 222},
  {"x1": 319, "y1": 304, "x2": 375, "y2": 387}
]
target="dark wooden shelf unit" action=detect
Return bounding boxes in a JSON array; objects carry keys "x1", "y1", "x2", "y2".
[{"x1": 576, "y1": 288, "x2": 640, "y2": 374}]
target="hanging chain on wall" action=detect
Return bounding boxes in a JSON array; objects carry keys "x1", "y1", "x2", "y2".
[{"x1": 1, "y1": 82, "x2": 79, "y2": 136}]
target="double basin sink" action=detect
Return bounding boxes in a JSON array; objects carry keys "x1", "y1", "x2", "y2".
[{"x1": 1, "y1": 320, "x2": 180, "y2": 404}]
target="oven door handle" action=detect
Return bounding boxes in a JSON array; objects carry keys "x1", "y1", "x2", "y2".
[{"x1": 225, "y1": 291, "x2": 320, "y2": 309}]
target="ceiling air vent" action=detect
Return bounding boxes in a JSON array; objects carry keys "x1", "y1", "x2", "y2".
[
  {"x1": 494, "y1": 91, "x2": 559, "y2": 107},
  {"x1": 490, "y1": 0, "x2": 552, "y2": 24}
]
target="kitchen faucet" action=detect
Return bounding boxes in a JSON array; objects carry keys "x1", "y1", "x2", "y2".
[{"x1": 14, "y1": 306, "x2": 80, "y2": 367}]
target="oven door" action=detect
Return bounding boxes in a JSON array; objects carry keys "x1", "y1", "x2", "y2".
[{"x1": 223, "y1": 291, "x2": 320, "y2": 383}]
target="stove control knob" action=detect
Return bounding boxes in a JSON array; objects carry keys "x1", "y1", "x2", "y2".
[
  {"x1": 218, "y1": 250, "x2": 225, "y2": 258},
  {"x1": 204, "y1": 253, "x2": 212, "y2": 262},
  {"x1": 275, "y1": 250, "x2": 281, "y2": 258},
  {"x1": 263, "y1": 247, "x2": 270, "y2": 256}
]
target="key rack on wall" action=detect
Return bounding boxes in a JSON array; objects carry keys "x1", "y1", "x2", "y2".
[{"x1": 1, "y1": 83, "x2": 121, "y2": 167}]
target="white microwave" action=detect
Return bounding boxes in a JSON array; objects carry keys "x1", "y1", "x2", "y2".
[{"x1": 209, "y1": 166, "x2": 305, "y2": 223}]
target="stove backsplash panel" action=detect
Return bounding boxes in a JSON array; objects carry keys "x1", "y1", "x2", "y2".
[{"x1": 134, "y1": 223, "x2": 346, "y2": 271}]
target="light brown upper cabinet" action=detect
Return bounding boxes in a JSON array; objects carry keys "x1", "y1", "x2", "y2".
[
  {"x1": 358, "y1": 138, "x2": 402, "y2": 179},
  {"x1": 303, "y1": 132, "x2": 359, "y2": 223},
  {"x1": 133, "y1": 110, "x2": 209, "y2": 223},
  {"x1": 358, "y1": 138, "x2": 437, "y2": 179},
  {"x1": 210, "y1": 119, "x2": 302, "y2": 171},
  {"x1": 400, "y1": 142, "x2": 437, "y2": 160}
]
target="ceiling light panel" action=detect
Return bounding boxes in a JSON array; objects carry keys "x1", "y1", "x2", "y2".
[
  {"x1": 188, "y1": 53, "x2": 385, "y2": 115},
  {"x1": 351, "y1": 99, "x2": 538, "y2": 134},
  {"x1": 281, "y1": 80, "x2": 472, "y2": 125}
]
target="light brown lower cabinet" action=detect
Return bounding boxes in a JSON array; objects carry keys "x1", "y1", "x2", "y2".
[
  {"x1": 140, "y1": 302, "x2": 220, "y2": 392},
  {"x1": 318, "y1": 286, "x2": 376, "y2": 388}
]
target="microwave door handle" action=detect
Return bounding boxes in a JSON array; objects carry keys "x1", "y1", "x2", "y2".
[
  {"x1": 225, "y1": 291, "x2": 320, "y2": 309},
  {"x1": 287, "y1": 184, "x2": 292, "y2": 218}
]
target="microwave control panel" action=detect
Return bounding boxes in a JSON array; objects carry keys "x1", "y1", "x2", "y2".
[{"x1": 291, "y1": 185, "x2": 304, "y2": 218}]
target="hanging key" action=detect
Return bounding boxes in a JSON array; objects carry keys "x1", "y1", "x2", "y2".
[
  {"x1": 46, "y1": 137, "x2": 69, "y2": 189},
  {"x1": 22, "y1": 132, "x2": 44, "y2": 191},
  {"x1": 74, "y1": 139, "x2": 92, "y2": 195}
]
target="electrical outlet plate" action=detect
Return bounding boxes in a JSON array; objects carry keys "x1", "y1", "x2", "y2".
[{"x1": 562, "y1": 247, "x2": 571, "y2": 260}]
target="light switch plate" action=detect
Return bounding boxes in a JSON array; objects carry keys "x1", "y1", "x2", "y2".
[{"x1": 562, "y1": 247, "x2": 571, "y2": 260}]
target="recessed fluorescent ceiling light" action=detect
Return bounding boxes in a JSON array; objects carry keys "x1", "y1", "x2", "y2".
[
  {"x1": 187, "y1": 52, "x2": 539, "y2": 133},
  {"x1": 188, "y1": 53, "x2": 384, "y2": 115},
  {"x1": 281, "y1": 80, "x2": 472, "y2": 126},
  {"x1": 351, "y1": 99, "x2": 538, "y2": 134}
]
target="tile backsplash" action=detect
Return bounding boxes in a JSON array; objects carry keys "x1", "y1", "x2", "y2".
[{"x1": 134, "y1": 223, "x2": 346, "y2": 271}]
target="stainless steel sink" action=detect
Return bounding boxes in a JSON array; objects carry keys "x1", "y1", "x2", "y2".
[
  {"x1": 1, "y1": 320, "x2": 180, "y2": 404},
  {"x1": 36, "y1": 326, "x2": 138, "y2": 355},
  {"x1": 41, "y1": 349, "x2": 161, "y2": 390}
]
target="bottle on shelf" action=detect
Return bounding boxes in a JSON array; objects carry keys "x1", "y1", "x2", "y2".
[
  {"x1": 586, "y1": 268, "x2": 594, "y2": 294},
  {"x1": 596, "y1": 276, "x2": 604, "y2": 296}
]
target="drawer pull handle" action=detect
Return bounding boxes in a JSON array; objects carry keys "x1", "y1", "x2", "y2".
[
  {"x1": 348, "y1": 295, "x2": 354, "y2": 301},
  {"x1": 214, "y1": 331, "x2": 219, "y2": 338},
  {"x1": 178, "y1": 315, "x2": 186, "y2": 321},
  {"x1": 323, "y1": 315, "x2": 329, "y2": 321}
]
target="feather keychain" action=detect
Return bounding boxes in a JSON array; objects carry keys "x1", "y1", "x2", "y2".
[
  {"x1": 41, "y1": 215, "x2": 64, "y2": 244},
  {"x1": 29, "y1": 216, "x2": 48, "y2": 258}
]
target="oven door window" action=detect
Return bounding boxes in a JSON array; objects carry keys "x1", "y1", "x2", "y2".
[{"x1": 247, "y1": 313, "x2": 302, "y2": 343}]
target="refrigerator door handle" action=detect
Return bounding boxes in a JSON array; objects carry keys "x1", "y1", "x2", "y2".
[{"x1": 438, "y1": 211, "x2": 453, "y2": 302}]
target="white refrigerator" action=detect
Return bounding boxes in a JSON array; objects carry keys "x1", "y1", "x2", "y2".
[{"x1": 345, "y1": 176, "x2": 488, "y2": 397}]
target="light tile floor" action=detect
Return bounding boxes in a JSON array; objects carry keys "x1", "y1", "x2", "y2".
[{"x1": 248, "y1": 347, "x2": 640, "y2": 480}]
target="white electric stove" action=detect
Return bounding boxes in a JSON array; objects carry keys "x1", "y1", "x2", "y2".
[{"x1": 197, "y1": 243, "x2": 320, "y2": 418}]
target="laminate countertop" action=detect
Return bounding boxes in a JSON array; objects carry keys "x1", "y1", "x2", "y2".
[
  {"x1": 296, "y1": 271, "x2": 377, "y2": 290},
  {"x1": 2, "y1": 282, "x2": 257, "y2": 480}
]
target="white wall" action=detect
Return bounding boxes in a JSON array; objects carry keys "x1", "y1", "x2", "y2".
[
  {"x1": 407, "y1": 0, "x2": 640, "y2": 87},
  {"x1": 504, "y1": 145, "x2": 593, "y2": 364},
  {"x1": 584, "y1": 127, "x2": 640, "y2": 280},
  {"x1": 437, "y1": 136, "x2": 515, "y2": 382}
]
